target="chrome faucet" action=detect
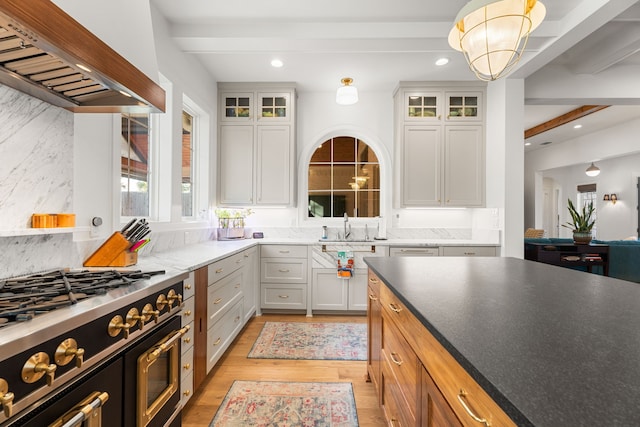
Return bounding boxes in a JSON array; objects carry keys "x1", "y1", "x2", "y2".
[{"x1": 344, "y1": 212, "x2": 351, "y2": 240}]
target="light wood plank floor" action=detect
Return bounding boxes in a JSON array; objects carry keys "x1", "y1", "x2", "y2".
[{"x1": 182, "y1": 313, "x2": 387, "y2": 427}]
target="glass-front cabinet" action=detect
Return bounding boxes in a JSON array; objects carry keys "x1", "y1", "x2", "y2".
[
  {"x1": 259, "y1": 93, "x2": 290, "y2": 120},
  {"x1": 404, "y1": 91, "x2": 442, "y2": 122},
  {"x1": 222, "y1": 93, "x2": 253, "y2": 120},
  {"x1": 445, "y1": 91, "x2": 482, "y2": 121}
]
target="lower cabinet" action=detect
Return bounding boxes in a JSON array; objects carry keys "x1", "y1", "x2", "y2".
[
  {"x1": 180, "y1": 271, "x2": 195, "y2": 408},
  {"x1": 440, "y1": 246, "x2": 496, "y2": 256},
  {"x1": 260, "y1": 244, "x2": 309, "y2": 312},
  {"x1": 368, "y1": 269, "x2": 516, "y2": 427},
  {"x1": 311, "y1": 268, "x2": 367, "y2": 311},
  {"x1": 421, "y1": 366, "x2": 462, "y2": 427}
]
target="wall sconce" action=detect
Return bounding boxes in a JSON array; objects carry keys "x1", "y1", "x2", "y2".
[{"x1": 603, "y1": 194, "x2": 618, "y2": 204}]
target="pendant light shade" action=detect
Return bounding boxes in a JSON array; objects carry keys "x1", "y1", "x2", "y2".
[
  {"x1": 585, "y1": 162, "x2": 600, "y2": 177},
  {"x1": 448, "y1": 0, "x2": 546, "y2": 81},
  {"x1": 336, "y1": 77, "x2": 358, "y2": 105}
]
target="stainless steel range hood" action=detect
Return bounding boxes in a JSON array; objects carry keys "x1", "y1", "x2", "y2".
[{"x1": 0, "y1": 0, "x2": 165, "y2": 113}]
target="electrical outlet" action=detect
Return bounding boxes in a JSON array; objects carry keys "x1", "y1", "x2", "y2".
[{"x1": 90, "y1": 216, "x2": 103, "y2": 238}]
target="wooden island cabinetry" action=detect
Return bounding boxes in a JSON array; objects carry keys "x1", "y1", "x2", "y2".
[{"x1": 367, "y1": 269, "x2": 516, "y2": 427}]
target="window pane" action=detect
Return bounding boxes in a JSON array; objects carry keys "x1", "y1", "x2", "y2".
[
  {"x1": 308, "y1": 165, "x2": 332, "y2": 190},
  {"x1": 121, "y1": 113, "x2": 150, "y2": 217},
  {"x1": 357, "y1": 190, "x2": 380, "y2": 217},
  {"x1": 333, "y1": 191, "x2": 355, "y2": 217},
  {"x1": 334, "y1": 165, "x2": 355, "y2": 190},
  {"x1": 308, "y1": 192, "x2": 332, "y2": 217},
  {"x1": 182, "y1": 111, "x2": 194, "y2": 217},
  {"x1": 357, "y1": 140, "x2": 378, "y2": 163},
  {"x1": 333, "y1": 137, "x2": 356, "y2": 162},
  {"x1": 310, "y1": 142, "x2": 331, "y2": 162}
]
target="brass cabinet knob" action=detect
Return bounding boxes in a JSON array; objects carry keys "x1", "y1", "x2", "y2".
[
  {"x1": 108, "y1": 315, "x2": 131, "y2": 339},
  {"x1": 183, "y1": 363, "x2": 191, "y2": 370},
  {"x1": 183, "y1": 390, "x2": 191, "y2": 397},
  {"x1": 22, "y1": 352, "x2": 57, "y2": 386},
  {"x1": 0, "y1": 379, "x2": 14, "y2": 418},
  {"x1": 54, "y1": 338, "x2": 85, "y2": 368}
]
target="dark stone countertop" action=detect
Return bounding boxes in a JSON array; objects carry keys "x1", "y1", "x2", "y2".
[{"x1": 364, "y1": 256, "x2": 640, "y2": 427}]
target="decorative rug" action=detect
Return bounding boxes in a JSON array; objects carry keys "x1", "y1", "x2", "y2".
[
  {"x1": 209, "y1": 381, "x2": 359, "y2": 427},
  {"x1": 247, "y1": 322, "x2": 367, "y2": 360}
]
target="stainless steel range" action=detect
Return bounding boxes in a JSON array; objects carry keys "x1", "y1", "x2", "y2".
[{"x1": 0, "y1": 267, "x2": 188, "y2": 427}]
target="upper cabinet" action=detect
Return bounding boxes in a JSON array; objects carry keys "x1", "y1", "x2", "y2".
[
  {"x1": 394, "y1": 83, "x2": 486, "y2": 208},
  {"x1": 218, "y1": 84, "x2": 296, "y2": 206}
]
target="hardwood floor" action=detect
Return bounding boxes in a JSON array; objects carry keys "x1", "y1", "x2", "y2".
[{"x1": 181, "y1": 313, "x2": 387, "y2": 427}]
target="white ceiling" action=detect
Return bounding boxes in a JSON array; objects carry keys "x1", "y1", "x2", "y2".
[{"x1": 151, "y1": 0, "x2": 640, "y2": 150}]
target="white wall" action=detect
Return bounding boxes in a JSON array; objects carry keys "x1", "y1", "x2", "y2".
[{"x1": 525, "y1": 117, "x2": 640, "y2": 239}]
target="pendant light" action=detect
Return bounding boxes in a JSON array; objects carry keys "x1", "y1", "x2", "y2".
[
  {"x1": 585, "y1": 162, "x2": 600, "y2": 177},
  {"x1": 448, "y1": 0, "x2": 546, "y2": 81},
  {"x1": 336, "y1": 77, "x2": 358, "y2": 105}
]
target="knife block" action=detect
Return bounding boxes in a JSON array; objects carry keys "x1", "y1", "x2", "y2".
[{"x1": 84, "y1": 232, "x2": 137, "y2": 267}]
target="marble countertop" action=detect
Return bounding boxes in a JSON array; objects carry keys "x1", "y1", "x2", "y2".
[{"x1": 364, "y1": 256, "x2": 640, "y2": 426}]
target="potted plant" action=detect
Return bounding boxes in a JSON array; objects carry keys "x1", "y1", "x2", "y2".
[
  {"x1": 562, "y1": 199, "x2": 595, "y2": 244},
  {"x1": 215, "y1": 208, "x2": 252, "y2": 240}
]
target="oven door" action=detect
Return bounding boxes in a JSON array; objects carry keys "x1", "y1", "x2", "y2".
[
  {"x1": 124, "y1": 316, "x2": 187, "y2": 427},
  {"x1": 3, "y1": 358, "x2": 123, "y2": 427}
]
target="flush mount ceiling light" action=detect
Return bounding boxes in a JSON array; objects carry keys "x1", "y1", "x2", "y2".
[
  {"x1": 336, "y1": 77, "x2": 358, "y2": 105},
  {"x1": 448, "y1": 0, "x2": 546, "y2": 81},
  {"x1": 585, "y1": 162, "x2": 601, "y2": 177},
  {"x1": 435, "y1": 57, "x2": 450, "y2": 66}
]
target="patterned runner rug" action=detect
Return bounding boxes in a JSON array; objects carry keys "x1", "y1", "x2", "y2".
[
  {"x1": 209, "y1": 381, "x2": 359, "y2": 426},
  {"x1": 247, "y1": 322, "x2": 367, "y2": 360}
]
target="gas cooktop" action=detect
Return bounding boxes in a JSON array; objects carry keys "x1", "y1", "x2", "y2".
[{"x1": 0, "y1": 269, "x2": 165, "y2": 327}]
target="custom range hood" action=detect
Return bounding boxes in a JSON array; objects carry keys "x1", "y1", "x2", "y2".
[{"x1": 0, "y1": 0, "x2": 164, "y2": 113}]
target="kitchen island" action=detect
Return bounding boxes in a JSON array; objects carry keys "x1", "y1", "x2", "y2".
[{"x1": 364, "y1": 256, "x2": 640, "y2": 426}]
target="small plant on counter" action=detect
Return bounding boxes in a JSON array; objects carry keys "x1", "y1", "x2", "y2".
[
  {"x1": 562, "y1": 199, "x2": 595, "y2": 233},
  {"x1": 215, "y1": 208, "x2": 253, "y2": 229}
]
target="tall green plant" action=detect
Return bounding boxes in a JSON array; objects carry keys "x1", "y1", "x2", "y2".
[{"x1": 562, "y1": 199, "x2": 595, "y2": 233}]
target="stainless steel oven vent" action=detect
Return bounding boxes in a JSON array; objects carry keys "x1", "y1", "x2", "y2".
[{"x1": 0, "y1": 0, "x2": 164, "y2": 113}]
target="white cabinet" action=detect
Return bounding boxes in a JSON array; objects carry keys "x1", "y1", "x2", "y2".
[
  {"x1": 312, "y1": 269, "x2": 368, "y2": 311},
  {"x1": 395, "y1": 83, "x2": 486, "y2": 208},
  {"x1": 241, "y1": 246, "x2": 259, "y2": 321},
  {"x1": 218, "y1": 84, "x2": 296, "y2": 206},
  {"x1": 260, "y1": 244, "x2": 309, "y2": 311}
]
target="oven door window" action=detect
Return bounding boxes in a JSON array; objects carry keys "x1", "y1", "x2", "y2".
[{"x1": 137, "y1": 326, "x2": 187, "y2": 427}]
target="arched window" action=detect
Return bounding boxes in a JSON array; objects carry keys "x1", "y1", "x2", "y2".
[{"x1": 308, "y1": 136, "x2": 380, "y2": 218}]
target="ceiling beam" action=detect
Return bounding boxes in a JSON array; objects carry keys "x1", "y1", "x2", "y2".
[{"x1": 524, "y1": 105, "x2": 611, "y2": 139}]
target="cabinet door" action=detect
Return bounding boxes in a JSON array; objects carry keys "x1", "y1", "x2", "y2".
[
  {"x1": 444, "y1": 125, "x2": 484, "y2": 207},
  {"x1": 445, "y1": 91, "x2": 482, "y2": 122},
  {"x1": 402, "y1": 125, "x2": 441, "y2": 207},
  {"x1": 367, "y1": 278, "x2": 382, "y2": 398},
  {"x1": 347, "y1": 269, "x2": 368, "y2": 310},
  {"x1": 219, "y1": 125, "x2": 254, "y2": 204},
  {"x1": 256, "y1": 125, "x2": 291, "y2": 205},
  {"x1": 312, "y1": 269, "x2": 348, "y2": 310},
  {"x1": 404, "y1": 91, "x2": 443, "y2": 122},
  {"x1": 257, "y1": 92, "x2": 291, "y2": 122},
  {"x1": 421, "y1": 365, "x2": 463, "y2": 427},
  {"x1": 241, "y1": 249, "x2": 258, "y2": 321},
  {"x1": 220, "y1": 92, "x2": 254, "y2": 121}
]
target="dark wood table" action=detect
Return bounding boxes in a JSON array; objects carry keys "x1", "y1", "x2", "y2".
[{"x1": 524, "y1": 241, "x2": 609, "y2": 276}]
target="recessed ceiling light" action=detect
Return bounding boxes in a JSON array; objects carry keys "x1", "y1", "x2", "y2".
[
  {"x1": 524, "y1": 142, "x2": 532, "y2": 146},
  {"x1": 435, "y1": 57, "x2": 449, "y2": 66},
  {"x1": 573, "y1": 124, "x2": 582, "y2": 129},
  {"x1": 271, "y1": 59, "x2": 283, "y2": 68}
]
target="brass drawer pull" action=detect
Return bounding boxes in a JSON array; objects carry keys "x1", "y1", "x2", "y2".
[
  {"x1": 278, "y1": 295, "x2": 290, "y2": 299},
  {"x1": 278, "y1": 269, "x2": 291, "y2": 273},
  {"x1": 388, "y1": 303, "x2": 402, "y2": 313},
  {"x1": 465, "y1": 252, "x2": 476, "y2": 256},
  {"x1": 390, "y1": 352, "x2": 403, "y2": 366},
  {"x1": 369, "y1": 277, "x2": 378, "y2": 283},
  {"x1": 279, "y1": 250, "x2": 290, "y2": 254},
  {"x1": 213, "y1": 298, "x2": 223, "y2": 304},
  {"x1": 213, "y1": 337, "x2": 221, "y2": 346},
  {"x1": 457, "y1": 389, "x2": 491, "y2": 426},
  {"x1": 215, "y1": 268, "x2": 223, "y2": 273},
  {"x1": 368, "y1": 294, "x2": 378, "y2": 301}
]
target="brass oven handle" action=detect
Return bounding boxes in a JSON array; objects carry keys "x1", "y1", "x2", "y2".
[
  {"x1": 0, "y1": 379, "x2": 14, "y2": 418},
  {"x1": 388, "y1": 303, "x2": 403, "y2": 313},
  {"x1": 457, "y1": 389, "x2": 491, "y2": 426},
  {"x1": 147, "y1": 325, "x2": 190, "y2": 362},
  {"x1": 49, "y1": 391, "x2": 109, "y2": 427}
]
